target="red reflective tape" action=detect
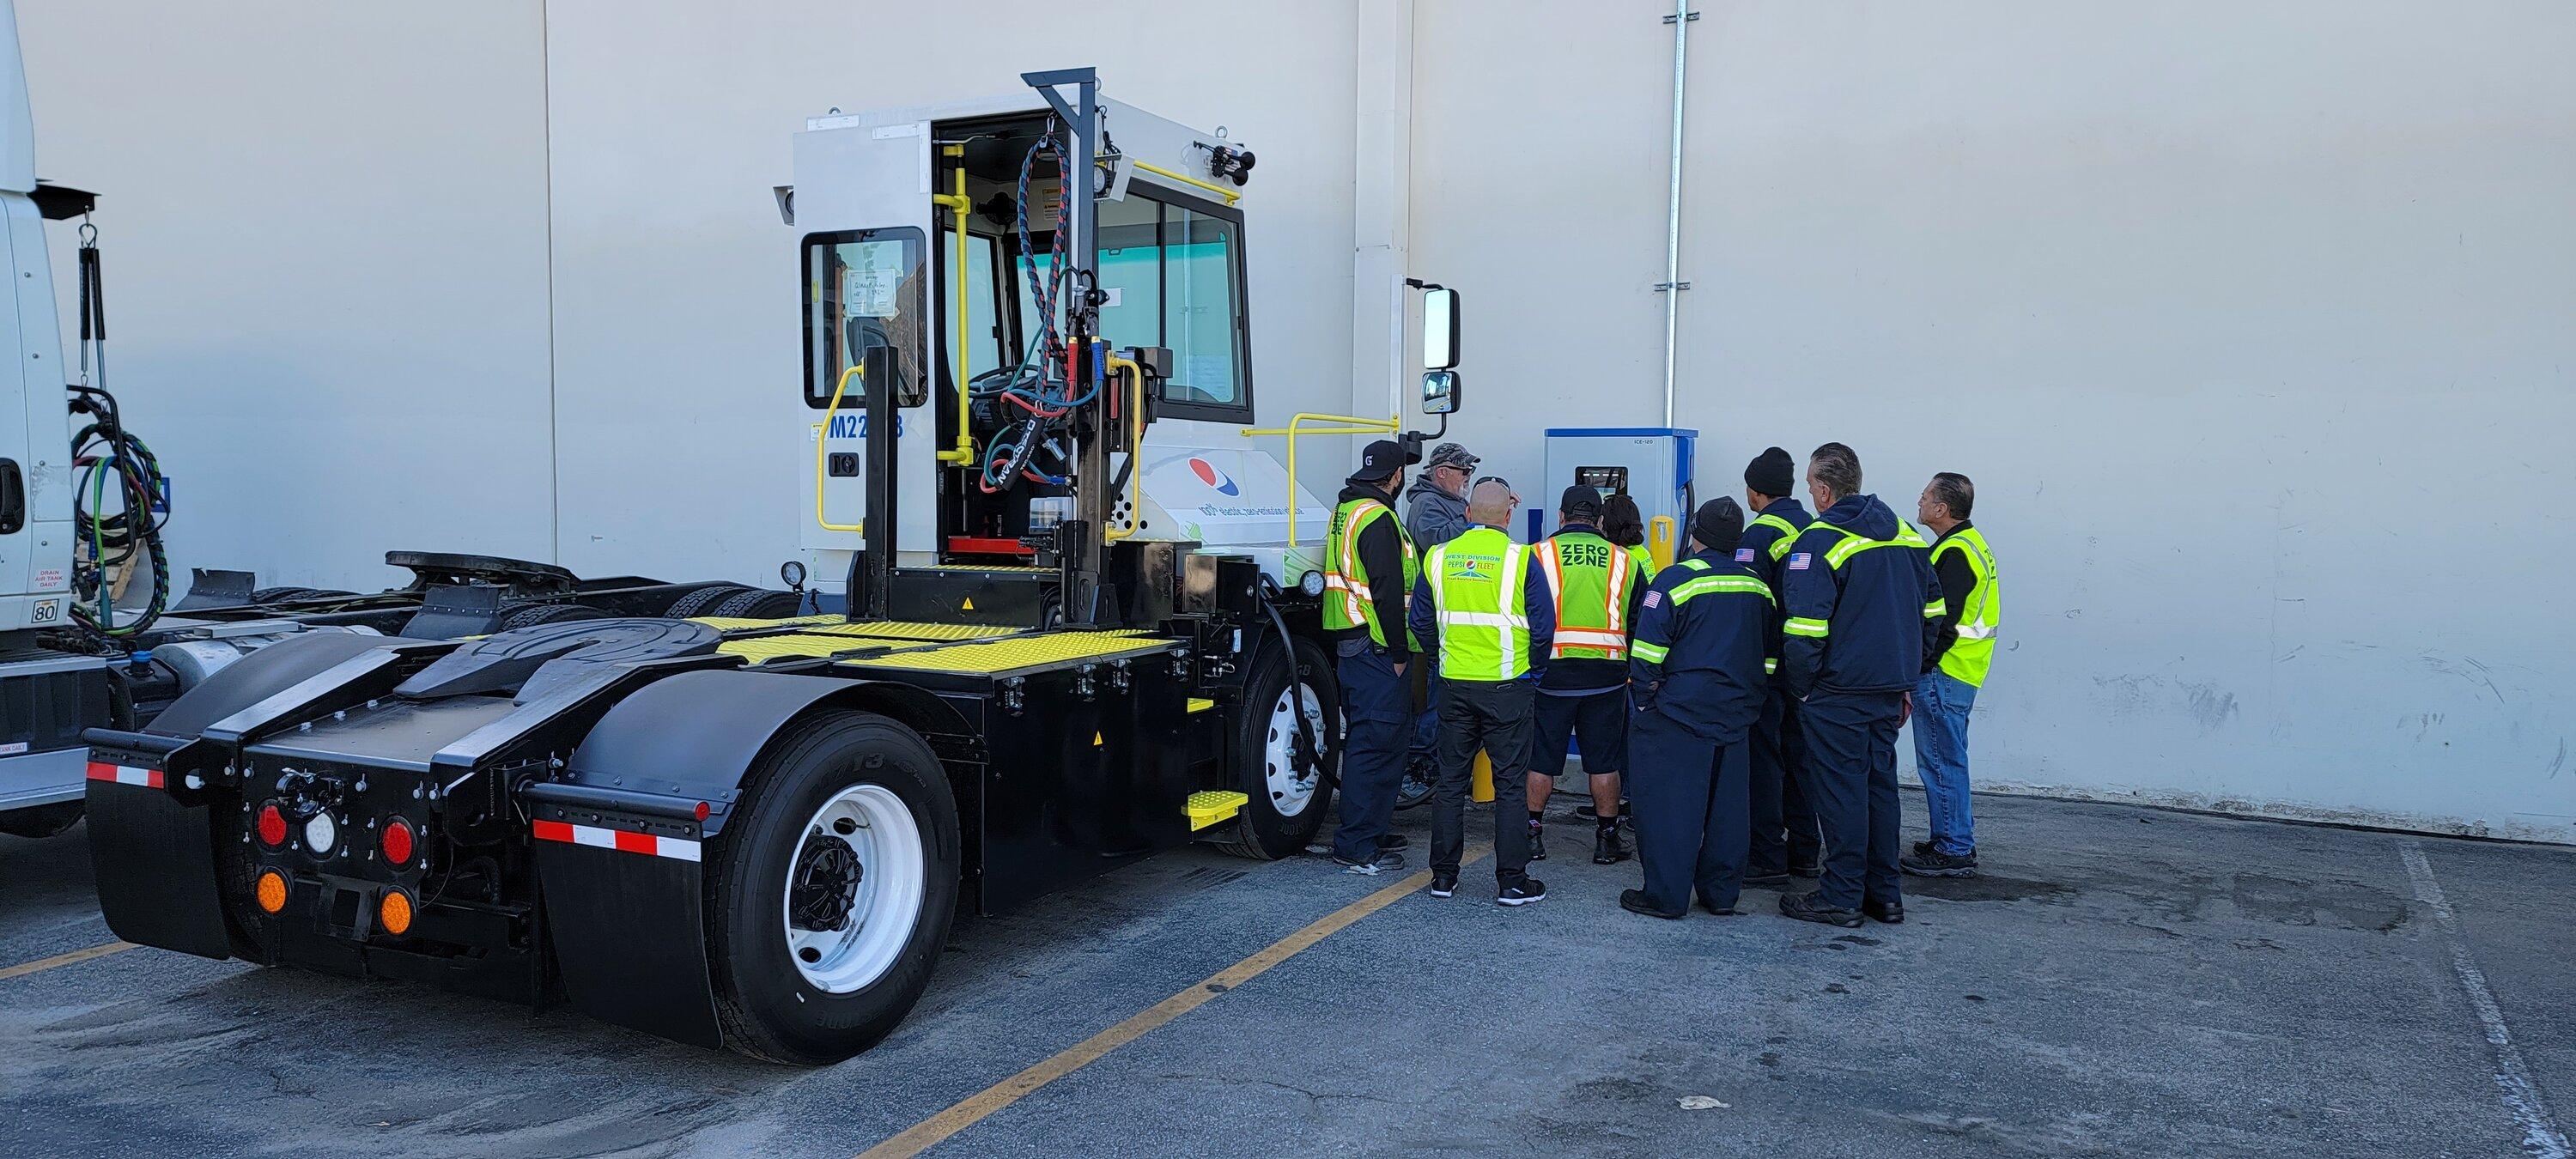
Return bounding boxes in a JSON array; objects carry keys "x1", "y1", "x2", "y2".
[
  {"x1": 84, "y1": 762, "x2": 116, "y2": 782},
  {"x1": 612, "y1": 829, "x2": 658, "y2": 856},
  {"x1": 532, "y1": 819, "x2": 576, "y2": 844},
  {"x1": 85, "y1": 761, "x2": 161, "y2": 788},
  {"x1": 146, "y1": 769, "x2": 166, "y2": 789}
]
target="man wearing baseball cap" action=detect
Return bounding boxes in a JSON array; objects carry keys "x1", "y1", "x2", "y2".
[
  {"x1": 1322, "y1": 439, "x2": 1421, "y2": 874},
  {"x1": 1739, "y1": 446, "x2": 1822, "y2": 886},
  {"x1": 1398, "y1": 440, "x2": 1482, "y2": 806}
]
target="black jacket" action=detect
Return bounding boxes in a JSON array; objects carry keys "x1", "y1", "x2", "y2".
[{"x1": 1778, "y1": 494, "x2": 1943, "y2": 697}]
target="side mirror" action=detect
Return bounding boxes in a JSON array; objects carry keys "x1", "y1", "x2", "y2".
[
  {"x1": 1421, "y1": 369, "x2": 1461, "y2": 416},
  {"x1": 1421, "y1": 287, "x2": 1461, "y2": 370}
]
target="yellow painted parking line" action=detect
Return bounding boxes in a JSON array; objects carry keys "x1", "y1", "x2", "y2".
[
  {"x1": 0, "y1": 940, "x2": 137, "y2": 982},
  {"x1": 860, "y1": 847, "x2": 1491, "y2": 1158}
]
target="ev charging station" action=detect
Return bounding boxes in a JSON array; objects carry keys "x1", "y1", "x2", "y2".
[{"x1": 1538, "y1": 428, "x2": 1697, "y2": 554}]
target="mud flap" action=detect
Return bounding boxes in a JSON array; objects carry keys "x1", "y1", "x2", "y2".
[
  {"x1": 82, "y1": 736, "x2": 234, "y2": 961},
  {"x1": 530, "y1": 806, "x2": 721, "y2": 1049}
]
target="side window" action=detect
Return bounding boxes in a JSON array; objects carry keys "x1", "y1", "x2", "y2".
[
  {"x1": 1163, "y1": 204, "x2": 1243, "y2": 414},
  {"x1": 940, "y1": 228, "x2": 1007, "y2": 380},
  {"x1": 1094, "y1": 195, "x2": 1163, "y2": 354},
  {"x1": 804, "y1": 228, "x2": 927, "y2": 409}
]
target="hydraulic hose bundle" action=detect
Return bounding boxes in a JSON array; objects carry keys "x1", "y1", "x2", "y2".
[
  {"x1": 64, "y1": 221, "x2": 169, "y2": 638},
  {"x1": 970, "y1": 124, "x2": 1095, "y2": 496}
]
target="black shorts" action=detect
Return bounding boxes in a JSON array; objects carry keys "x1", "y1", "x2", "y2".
[{"x1": 1531, "y1": 688, "x2": 1629, "y2": 778}]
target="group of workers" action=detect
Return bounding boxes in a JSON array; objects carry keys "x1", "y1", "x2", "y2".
[{"x1": 1321, "y1": 438, "x2": 2000, "y2": 928}]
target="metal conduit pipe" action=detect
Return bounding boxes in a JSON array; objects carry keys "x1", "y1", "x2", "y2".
[{"x1": 1657, "y1": 0, "x2": 1696, "y2": 427}]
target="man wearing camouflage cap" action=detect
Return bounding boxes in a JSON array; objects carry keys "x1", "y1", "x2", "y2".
[{"x1": 1400, "y1": 441, "x2": 1481, "y2": 800}]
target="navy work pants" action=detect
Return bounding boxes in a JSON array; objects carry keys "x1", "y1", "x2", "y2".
[
  {"x1": 1330, "y1": 643, "x2": 1410, "y2": 861},
  {"x1": 1801, "y1": 689, "x2": 1905, "y2": 910},
  {"x1": 1748, "y1": 683, "x2": 1820, "y2": 875},
  {"x1": 1627, "y1": 709, "x2": 1750, "y2": 914}
]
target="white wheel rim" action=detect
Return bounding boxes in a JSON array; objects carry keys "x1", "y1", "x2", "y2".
[
  {"x1": 1263, "y1": 681, "x2": 1327, "y2": 817},
  {"x1": 781, "y1": 783, "x2": 925, "y2": 994}
]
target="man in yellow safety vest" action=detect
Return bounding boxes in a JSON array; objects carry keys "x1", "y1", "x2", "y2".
[
  {"x1": 1322, "y1": 439, "x2": 1420, "y2": 875},
  {"x1": 1406, "y1": 479, "x2": 1555, "y2": 905},
  {"x1": 1530, "y1": 485, "x2": 1646, "y2": 867},
  {"x1": 1903, "y1": 471, "x2": 2000, "y2": 878}
]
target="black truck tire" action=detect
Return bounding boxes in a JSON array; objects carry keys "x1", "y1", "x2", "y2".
[
  {"x1": 1212, "y1": 635, "x2": 1340, "y2": 860},
  {"x1": 707, "y1": 710, "x2": 960, "y2": 1064},
  {"x1": 710, "y1": 588, "x2": 805, "y2": 621},
  {"x1": 496, "y1": 602, "x2": 611, "y2": 631},
  {"x1": 664, "y1": 585, "x2": 753, "y2": 621}
]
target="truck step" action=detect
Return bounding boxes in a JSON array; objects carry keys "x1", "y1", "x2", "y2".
[{"x1": 1186, "y1": 791, "x2": 1249, "y2": 831}]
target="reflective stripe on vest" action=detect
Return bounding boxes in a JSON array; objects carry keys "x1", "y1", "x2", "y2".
[
  {"x1": 1537, "y1": 531, "x2": 1636, "y2": 659},
  {"x1": 1933, "y1": 525, "x2": 2002, "y2": 688},
  {"x1": 1749, "y1": 513, "x2": 1804, "y2": 561},
  {"x1": 1322, "y1": 497, "x2": 1418, "y2": 649},
  {"x1": 1425, "y1": 526, "x2": 1531, "y2": 681}
]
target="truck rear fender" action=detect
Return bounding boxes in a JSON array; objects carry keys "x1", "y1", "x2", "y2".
[{"x1": 535, "y1": 670, "x2": 970, "y2": 1050}]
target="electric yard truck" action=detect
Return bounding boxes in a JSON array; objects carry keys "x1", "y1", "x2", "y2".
[{"x1": 82, "y1": 69, "x2": 1468, "y2": 1063}]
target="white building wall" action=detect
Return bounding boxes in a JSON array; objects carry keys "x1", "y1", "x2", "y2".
[
  {"x1": 1408, "y1": 0, "x2": 2576, "y2": 840},
  {"x1": 16, "y1": 1, "x2": 557, "y2": 591}
]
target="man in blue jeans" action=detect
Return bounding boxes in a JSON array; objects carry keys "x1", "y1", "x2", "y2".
[{"x1": 1905, "y1": 472, "x2": 2000, "y2": 877}]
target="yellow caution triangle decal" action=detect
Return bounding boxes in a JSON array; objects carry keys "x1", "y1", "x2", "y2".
[
  {"x1": 1093, "y1": 731, "x2": 1105, "y2": 746},
  {"x1": 962, "y1": 597, "x2": 975, "y2": 610}
]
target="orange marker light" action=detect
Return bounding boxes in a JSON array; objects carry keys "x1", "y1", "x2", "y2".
[
  {"x1": 378, "y1": 889, "x2": 414, "y2": 937},
  {"x1": 254, "y1": 871, "x2": 288, "y2": 914}
]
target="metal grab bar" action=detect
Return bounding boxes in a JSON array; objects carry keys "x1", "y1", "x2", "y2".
[
  {"x1": 1238, "y1": 412, "x2": 1399, "y2": 546},
  {"x1": 935, "y1": 145, "x2": 974, "y2": 466}
]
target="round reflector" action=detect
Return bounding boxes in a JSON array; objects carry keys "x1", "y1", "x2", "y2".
[
  {"x1": 255, "y1": 803, "x2": 288, "y2": 847},
  {"x1": 380, "y1": 818, "x2": 416, "y2": 866},
  {"x1": 303, "y1": 811, "x2": 338, "y2": 856},
  {"x1": 378, "y1": 889, "x2": 414, "y2": 937},
  {"x1": 254, "y1": 871, "x2": 288, "y2": 914}
]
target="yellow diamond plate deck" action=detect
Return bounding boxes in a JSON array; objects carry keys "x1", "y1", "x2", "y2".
[{"x1": 833, "y1": 631, "x2": 1170, "y2": 675}]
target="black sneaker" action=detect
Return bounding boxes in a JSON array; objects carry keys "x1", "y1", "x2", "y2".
[
  {"x1": 1778, "y1": 890, "x2": 1863, "y2": 928},
  {"x1": 1527, "y1": 825, "x2": 1547, "y2": 862},
  {"x1": 1900, "y1": 849, "x2": 1978, "y2": 877},
  {"x1": 1498, "y1": 878, "x2": 1549, "y2": 907},
  {"x1": 1742, "y1": 867, "x2": 1790, "y2": 887},
  {"x1": 1619, "y1": 889, "x2": 1685, "y2": 919},
  {"x1": 1911, "y1": 838, "x2": 1937, "y2": 859},
  {"x1": 1429, "y1": 871, "x2": 1457, "y2": 899},
  {"x1": 1332, "y1": 850, "x2": 1406, "y2": 876},
  {"x1": 1592, "y1": 827, "x2": 1631, "y2": 865},
  {"x1": 1376, "y1": 832, "x2": 1411, "y2": 852},
  {"x1": 1862, "y1": 897, "x2": 1905, "y2": 925}
]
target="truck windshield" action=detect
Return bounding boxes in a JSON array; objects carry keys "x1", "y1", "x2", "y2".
[{"x1": 1012, "y1": 189, "x2": 1249, "y2": 422}]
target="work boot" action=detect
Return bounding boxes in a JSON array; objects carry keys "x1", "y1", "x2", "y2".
[
  {"x1": 1498, "y1": 877, "x2": 1548, "y2": 907},
  {"x1": 1332, "y1": 850, "x2": 1406, "y2": 876},
  {"x1": 1592, "y1": 826, "x2": 1631, "y2": 865},
  {"x1": 1428, "y1": 871, "x2": 1457, "y2": 899},
  {"x1": 1619, "y1": 889, "x2": 1685, "y2": 919},
  {"x1": 1901, "y1": 848, "x2": 1978, "y2": 877},
  {"x1": 1778, "y1": 890, "x2": 1863, "y2": 928},
  {"x1": 1911, "y1": 838, "x2": 1937, "y2": 858},
  {"x1": 1527, "y1": 823, "x2": 1547, "y2": 862},
  {"x1": 1862, "y1": 897, "x2": 1905, "y2": 925}
]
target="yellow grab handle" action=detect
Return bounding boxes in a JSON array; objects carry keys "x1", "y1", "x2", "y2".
[
  {"x1": 1103, "y1": 353, "x2": 1147, "y2": 542},
  {"x1": 814, "y1": 364, "x2": 864, "y2": 534},
  {"x1": 1648, "y1": 515, "x2": 1676, "y2": 568}
]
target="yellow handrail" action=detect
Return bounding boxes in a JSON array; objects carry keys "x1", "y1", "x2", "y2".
[
  {"x1": 814, "y1": 364, "x2": 865, "y2": 533},
  {"x1": 1131, "y1": 160, "x2": 1242, "y2": 205},
  {"x1": 934, "y1": 145, "x2": 974, "y2": 466},
  {"x1": 1239, "y1": 412, "x2": 1400, "y2": 546},
  {"x1": 1103, "y1": 353, "x2": 1146, "y2": 543}
]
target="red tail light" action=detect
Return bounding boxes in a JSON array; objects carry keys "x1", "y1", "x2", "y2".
[
  {"x1": 381, "y1": 818, "x2": 416, "y2": 866},
  {"x1": 255, "y1": 803, "x2": 289, "y2": 847}
]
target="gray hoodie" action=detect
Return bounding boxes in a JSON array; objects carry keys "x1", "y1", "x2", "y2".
[{"x1": 1404, "y1": 476, "x2": 1471, "y2": 550}]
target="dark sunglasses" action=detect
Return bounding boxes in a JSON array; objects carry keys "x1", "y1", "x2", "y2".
[{"x1": 1474, "y1": 476, "x2": 1521, "y2": 503}]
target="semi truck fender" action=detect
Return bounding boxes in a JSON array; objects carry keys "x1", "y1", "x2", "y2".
[
  {"x1": 537, "y1": 670, "x2": 967, "y2": 1050},
  {"x1": 84, "y1": 630, "x2": 397, "y2": 962}
]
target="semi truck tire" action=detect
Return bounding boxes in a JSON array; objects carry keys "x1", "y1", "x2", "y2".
[
  {"x1": 664, "y1": 585, "x2": 754, "y2": 621},
  {"x1": 710, "y1": 588, "x2": 805, "y2": 621},
  {"x1": 1212, "y1": 636, "x2": 1339, "y2": 860},
  {"x1": 496, "y1": 603, "x2": 611, "y2": 631},
  {"x1": 708, "y1": 710, "x2": 959, "y2": 1064}
]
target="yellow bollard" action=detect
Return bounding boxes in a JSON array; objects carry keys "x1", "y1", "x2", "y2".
[{"x1": 1471, "y1": 752, "x2": 1494, "y2": 803}]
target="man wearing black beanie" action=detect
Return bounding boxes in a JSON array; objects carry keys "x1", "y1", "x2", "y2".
[
  {"x1": 1739, "y1": 448, "x2": 1821, "y2": 885},
  {"x1": 1619, "y1": 497, "x2": 1777, "y2": 919}
]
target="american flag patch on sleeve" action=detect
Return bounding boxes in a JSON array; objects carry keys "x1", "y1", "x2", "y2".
[
  {"x1": 1643, "y1": 589, "x2": 1662, "y2": 609},
  {"x1": 1735, "y1": 548, "x2": 1756, "y2": 562},
  {"x1": 1788, "y1": 552, "x2": 1813, "y2": 571}
]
